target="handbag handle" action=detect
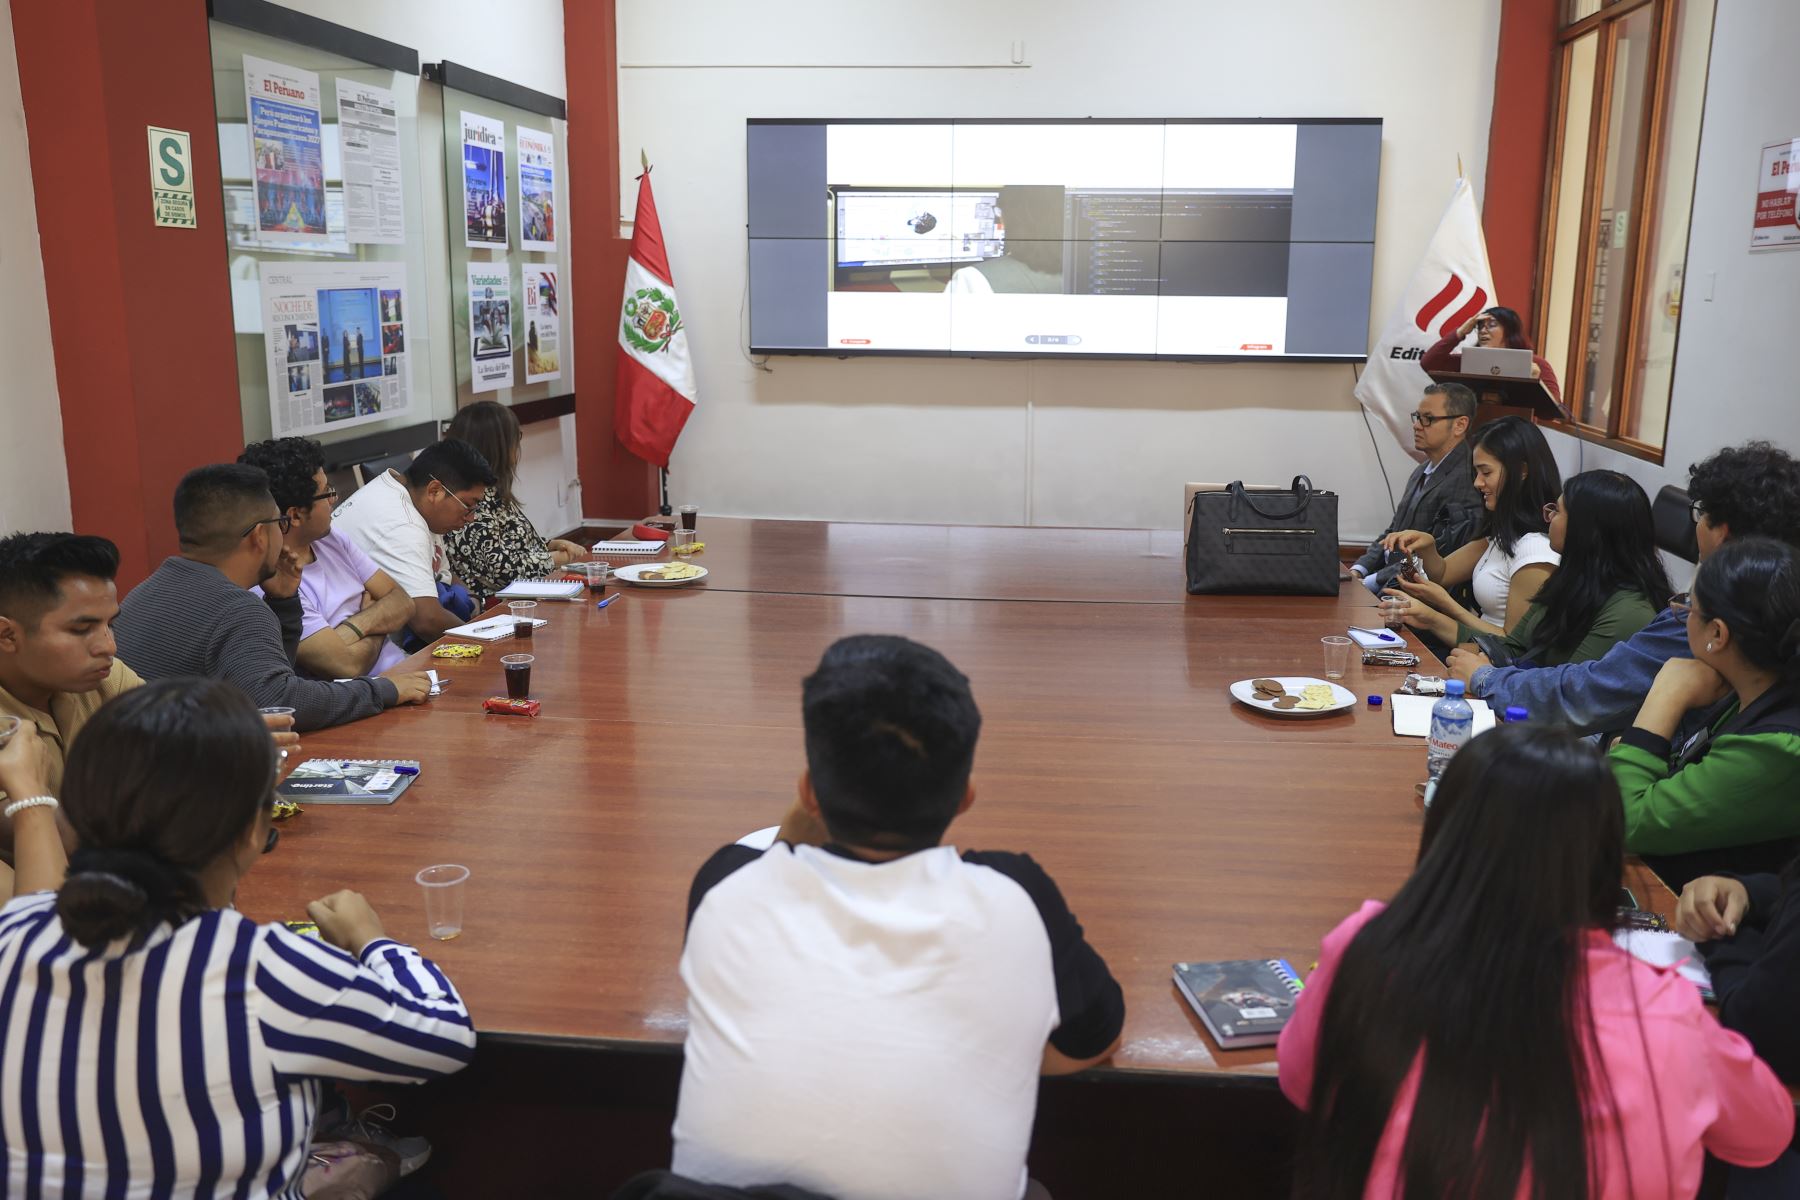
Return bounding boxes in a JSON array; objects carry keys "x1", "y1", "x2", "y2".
[{"x1": 1229, "y1": 475, "x2": 1314, "y2": 521}]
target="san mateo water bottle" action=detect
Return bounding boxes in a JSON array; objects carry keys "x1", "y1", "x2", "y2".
[{"x1": 1426, "y1": 679, "x2": 1475, "y2": 785}]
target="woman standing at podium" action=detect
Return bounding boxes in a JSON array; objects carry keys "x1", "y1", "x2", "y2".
[{"x1": 1421, "y1": 305, "x2": 1563, "y2": 410}]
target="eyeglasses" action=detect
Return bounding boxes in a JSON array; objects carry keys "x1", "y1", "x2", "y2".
[
  {"x1": 238, "y1": 514, "x2": 293, "y2": 539},
  {"x1": 1409, "y1": 411, "x2": 1453, "y2": 427},
  {"x1": 430, "y1": 475, "x2": 474, "y2": 515},
  {"x1": 1474, "y1": 318, "x2": 1501, "y2": 331},
  {"x1": 1689, "y1": 500, "x2": 1705, "y2": 524},
  {"x1": 1542, "y1": 501, "x2": 1561, "y2": 523},
  {"x1": 1668, "y1": 592, "x2": 1692, "y2": 616},
  {"x1": 309, "y1": 489, "x2": 339, "y2": 505}
]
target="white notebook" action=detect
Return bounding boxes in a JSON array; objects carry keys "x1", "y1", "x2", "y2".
[
  {"x1": 444, "y1": 614, "x2": 549, "y2": 642},
  {"x1": 588, "y1": 540, "x2": 663, "y2": 556},
  {"x1": 494, "y1": 578, "x2": 584, "y2": 600},
  {"x1": 1614, "y1": 928, "x2": 1713, "y2": 995},
  {"x1": 1389, "y1": 693, "x2": 1497, "y2": 738}
]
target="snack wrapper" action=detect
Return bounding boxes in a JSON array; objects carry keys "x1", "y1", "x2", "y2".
[
  {"x1": 433, "y1": 644, "x2": 484, "y2": 660},
  {"x1": 484, "y1": 696, "x2": 542, "y2": 717}
]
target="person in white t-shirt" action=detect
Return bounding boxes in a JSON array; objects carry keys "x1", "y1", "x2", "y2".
[
  {"x1": 1380, "y1": 416, "x2": 1562, "y2": 641},
  {"x1": 330, "y1": 439, "x2": 494, "y2": 645},
  {"x1": 673, "y1": 635, "x2": 1124, "y2": 1200}
]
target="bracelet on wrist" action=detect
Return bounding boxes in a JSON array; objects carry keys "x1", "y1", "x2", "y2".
[
  {"x1": 340, "y1": 619, "x2": 366, "y2": 641},
  {"x1": 4, "y1": 795, "x2": 58, "y2": 820}
]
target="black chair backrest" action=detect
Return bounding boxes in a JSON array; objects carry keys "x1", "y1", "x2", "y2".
[{"x1": 1651, "y1": 484, "x2": 1699, "y2": 564}]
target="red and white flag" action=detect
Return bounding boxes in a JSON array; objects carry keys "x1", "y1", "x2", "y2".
[
  {"x1": 1354, "y1": 177, "x2": 1496, "y2": 460},
  {"x1": 615, "y1": 168, "x2": 695, "y2": 468}
]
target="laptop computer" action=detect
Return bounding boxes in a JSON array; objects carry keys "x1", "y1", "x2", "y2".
[{"x1": 1461, "y1": 346, "x2": 1535, "y2": 379}]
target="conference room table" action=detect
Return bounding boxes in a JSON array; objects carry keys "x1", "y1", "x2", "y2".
[{"x1": 239, "y1": 517, "x2": 1673, "y2": 1082}]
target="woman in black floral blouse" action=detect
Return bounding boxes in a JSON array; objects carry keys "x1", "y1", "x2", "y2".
[{"x1": 442, "y1": 401, "x2": 587, "y2": 598}]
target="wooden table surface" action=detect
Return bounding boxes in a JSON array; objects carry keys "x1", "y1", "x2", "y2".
[{"x1": 241, "y1": 518, "x2": 1457, "y2": 1080}]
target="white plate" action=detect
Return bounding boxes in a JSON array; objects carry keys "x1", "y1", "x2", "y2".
[
  {"x1": 614, "y1": 561, "x2": 710, "y2": 588},
  {"x1": 1229, "y1": 676, "x2": 1358, "y2": 719}
]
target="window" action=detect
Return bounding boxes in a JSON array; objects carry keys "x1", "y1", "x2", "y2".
[{"x1": 1536, "y1": 0, "x2": 1713, "y2": 460}]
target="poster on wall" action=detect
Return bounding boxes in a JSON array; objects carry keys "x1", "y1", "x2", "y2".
[
  {"x1": 517, "y1": 126, "x2": 557, "y2": 251},
  {"x1": 244, "y1": 55, "x2": 327, "y2": 248},
  {"x1": 260, "y1": 261, "x2": 412, "y2": 436},
  {"x1": 337, "y1": 81, "x2": 404, "y2": 245},
  {"x1": 522, "y1": 266, "x2": 561, "y2": 383},
  {"x1": 462, "y1": 112, "x2": 508, "y2": 248},
  {"x1": 1751, "y1": 138, "x2": 1800, "y2": 250},
  {"x1": 468, "y1": 263, "x2": 514, "y2": 392}
]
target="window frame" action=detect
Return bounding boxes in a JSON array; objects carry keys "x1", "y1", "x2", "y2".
[{"x1": 1534, "y1": 0, "x2": 1695, "y2": 464}]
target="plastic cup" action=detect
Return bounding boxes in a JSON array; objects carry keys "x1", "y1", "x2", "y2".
[
  {"x1": 1322, "y1": 635, "x2": 1354, "y2": 680},
  {"x1": 501, "y1": 653, "x2": 534, "y2": 699},
  {"x1": 678, "y1": 504, "x2": 699, "y2": 531},
  {"x1": 507, "y1": 600, "x2": 538, "y2": 639},
  {"x1": 1378, "y1": 596, "x2": 1409, "y2": 630},
  {"x1": 570, "y1": 561, "x2": 611, "y2": 595},
  {"x1": 416, "y1": 864, "x2": 470, "y2": 940},
  {"x1": 671, "y1": 528, "x2": 700, "y2": 557}
]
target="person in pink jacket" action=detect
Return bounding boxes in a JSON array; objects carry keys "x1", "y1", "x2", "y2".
[{"x1": 1279, "y1": 722, "x2": 1793, "y2": 1199}]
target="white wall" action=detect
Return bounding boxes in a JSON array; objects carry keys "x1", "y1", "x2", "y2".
[
  {"x1": 267, "y1": 0, "x2": 582, "y2": 537},
  {"x1": 0, "y1": 2, "x2": 72, "y2": 533},
  {"x1": 1543, "y1": 0, "x2": 1800, "y2": 522},
  {"x1": 617, "y1": 0, "x2": 1504, "y2": 537}
]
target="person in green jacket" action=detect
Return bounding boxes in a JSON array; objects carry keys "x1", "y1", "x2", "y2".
[
  {"x1": 1394, "y1": 470, "x2": 1670, "y2": 667},
  {"x1": 1610, "y1": 536, "x2": 1800, "y2": 890}
]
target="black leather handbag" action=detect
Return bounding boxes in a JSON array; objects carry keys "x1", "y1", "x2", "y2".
[{"x1": 1185, "y1": 476, "x2": 1340, "y2": 596}]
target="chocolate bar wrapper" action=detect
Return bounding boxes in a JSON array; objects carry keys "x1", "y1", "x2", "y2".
[{"x1": 484, "y1": 695, "x2": 542, "y2": 717}]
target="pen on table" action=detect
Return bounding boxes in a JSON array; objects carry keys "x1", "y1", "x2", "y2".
[
  {"x1": 394, "y1": 765, "x2": 420, "y2": 776},
  {"x1": 596, "y1": 593, "x2": 621, "y2": 609}
]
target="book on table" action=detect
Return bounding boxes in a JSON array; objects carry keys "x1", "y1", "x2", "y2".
[
  {"x1": 1173, "y1": 958, "x2": 1306, "y2": 1049},
  {"x1": 277, "y1": 759, "x2": 420, "y2": 806}
]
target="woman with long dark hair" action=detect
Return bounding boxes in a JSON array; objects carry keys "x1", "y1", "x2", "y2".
[
  {"x1": 1281, "y1": 723, "x2": 1793, "y2": 1198},
  {"x1": 1421, "y1": 304, "x2": 1564, "y2": 409},
  {"x1": 1611, "y1": 537, "x2": 1800, "y2": 890},
  {"x1": 442, "y1": 400, "x2": 588, "y2": 596},
  {"x1": 1396, "y1": 470, "x2": 1669, "y2": 666},
  {"x1": 1382, "y1": 415, "x2": 1562, "y2": 638},
  {"x1": 0, "y1": 679, "x2": 475, "y2": 1197}
]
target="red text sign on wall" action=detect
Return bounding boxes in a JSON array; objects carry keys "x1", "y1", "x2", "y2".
[{"x1": 1752, "y1": 138, "x2": 1800, "y2": 251}]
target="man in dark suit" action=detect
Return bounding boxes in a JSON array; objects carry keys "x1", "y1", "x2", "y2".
[{"x1": 1350, "y1": 382, "x2": 1483, "y2": 594}]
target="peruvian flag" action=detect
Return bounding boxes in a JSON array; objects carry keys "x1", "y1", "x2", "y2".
[
  {"x1": 1354, "y1": 177, "x2": 1496, "y2": 460},
  {"x1": 615, "y1": 167, "x2": 696, "y2": 468}
]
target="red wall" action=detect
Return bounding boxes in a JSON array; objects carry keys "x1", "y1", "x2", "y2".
[
  {"x1": 565, "y1": 0, "x2": 658, "y2": 520},
  {"x1": 1483, "y1": 0, "x2": 1561, "y2": 320},
  {"x1": 11, "y1": 0, "x2": 243, "y2": 588}
]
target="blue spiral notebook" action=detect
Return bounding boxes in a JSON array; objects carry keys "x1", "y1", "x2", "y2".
[{"x1": 1173, "y1": 958, "x2": 1306, "y2": 1049}]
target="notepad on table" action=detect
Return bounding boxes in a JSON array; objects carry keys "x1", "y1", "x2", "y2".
[
  {"x1": 445, "y1": 614, "x2": 548, "y2": 641},
  {"x1": 1613, "y1": 928, "x2": 1714, "y2": 998},
  {"x1": 494, "y1": 578, "x2": 585, "y2": 600},
  {"x1": 1389, "y1": 693, "x2": 1497, "y2": 738},
  {"x1": 1173, "y1": 958, "x2": 1305, "y2": 1049},
  {"x1": 277, "y1": 759, "x2": 420, "y2": 806},
  {"x1": 588, "y1": 540, "x2": 664, "y2": 556}
]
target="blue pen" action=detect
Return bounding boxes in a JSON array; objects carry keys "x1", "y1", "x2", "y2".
[
  {"x1": 596, "y1": 593, "x2": 621, "y2": 609},
  {"x1": 393, "y1": 765, "x2": 420, "y2": 776}
]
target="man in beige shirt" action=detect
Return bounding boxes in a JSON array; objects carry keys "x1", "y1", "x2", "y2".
[{"x1": 0, "y1": 533, "x2": 143, "y2": 808}]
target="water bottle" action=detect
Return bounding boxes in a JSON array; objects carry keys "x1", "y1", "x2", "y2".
[{"x1": 1426, "y1": 679, "x2": 1475, "y2": 784}]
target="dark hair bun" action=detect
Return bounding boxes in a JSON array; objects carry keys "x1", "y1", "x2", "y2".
[{"x1": 56, "y1": 848, "x2": 202, "y2": 948}]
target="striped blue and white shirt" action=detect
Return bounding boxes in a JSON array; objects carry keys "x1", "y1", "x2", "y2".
[{"x1": 0, "y1": 892, "x2": 476, "y2": 1198}]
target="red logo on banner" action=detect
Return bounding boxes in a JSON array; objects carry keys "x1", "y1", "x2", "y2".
[
  {"x1": 1414, "y1": 274, "x2": 1490, "y2": 338},
  {"x1": 838, "y1": 338, "x2": 872, "y2": 345},
  {"x1": 1239, "y1": 343, "x2": 1273, "y2": 351}
]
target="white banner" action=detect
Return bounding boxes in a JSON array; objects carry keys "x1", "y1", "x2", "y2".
[
  {"x1": 468, "y1": 263, "x2": 514, "y2": 392},
  {"x1": 1354, "y1": 177, "x2": 1496, "y2": 459},
  {"x1": 261, "y1": 261, "x2": 412, "y2": 436}
]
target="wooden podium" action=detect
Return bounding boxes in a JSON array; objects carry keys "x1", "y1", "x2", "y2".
[{"x1": 1428, "y1": 371, "x2": 1567, "y2": 428}]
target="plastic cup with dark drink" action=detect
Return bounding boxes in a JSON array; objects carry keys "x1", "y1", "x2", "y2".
[
  {"x1": 507, "y1": 600, "x2": 538, "y2": 639},
  {"x1": 678, "y1": 505, "x2": 698, "y2": 531},
  {"x1": 501, "y1": 653, "x2": 534, "y2": 699},
  {"x1": 571, "y1": 561, "x2": 610, "y2": 595}
]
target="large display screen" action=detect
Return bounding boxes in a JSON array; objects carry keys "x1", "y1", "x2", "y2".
[{"x1": 747, "y1": 119, "x2": 1381, "y2": 361}]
